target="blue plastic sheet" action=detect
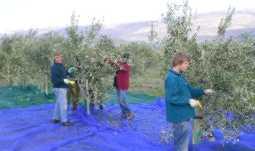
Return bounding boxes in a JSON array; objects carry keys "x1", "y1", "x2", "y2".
[
  {"x1": 0, "y1": 97, "x2": 254, "y2": 151},
  {"x1": 212, "y1": 128, "x2": 224, "y2": 141}
]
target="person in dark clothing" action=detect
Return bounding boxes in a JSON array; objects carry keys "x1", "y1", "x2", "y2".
[{"x1": 51, "y1": 50, "x2": 75, "y2": 126}]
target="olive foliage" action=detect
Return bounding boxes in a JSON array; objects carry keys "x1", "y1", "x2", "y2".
[
  {"x1": 0, "y1": 13, "x2": 159, "y2": 113},
  {"x1": 163, "y1": 1, "x2": 255, "y2": 138}
]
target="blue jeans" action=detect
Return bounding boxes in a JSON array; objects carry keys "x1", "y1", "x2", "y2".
[
  {"x1": 172, "y1": 120, "x2": 192, "y2": 151},
  {"x1": 53, "y1": 88, "x2": 68, "y2": 123},
  {"x1": 116, "y1": 90, "x2": 131, "y2": 114}
]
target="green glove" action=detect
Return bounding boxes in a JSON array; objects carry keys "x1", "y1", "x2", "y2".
[{"x1": 68, "y1": 67, "x2": 78, "y2": 74}]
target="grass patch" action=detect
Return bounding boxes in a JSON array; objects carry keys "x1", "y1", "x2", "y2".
[
  {"x1": 0, "y1": 86, "x2": 159, "y2": 109},
  {"x1": 0, "y1": 86, "x2": 54, "y2": 109},
  {"x1": 105, "y1": 90, "x2": 158, "y2": 105}
]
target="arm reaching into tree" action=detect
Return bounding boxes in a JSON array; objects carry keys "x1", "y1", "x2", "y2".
[
  {"x1": 188, "y1": 84, "x2": 215, "y2": 98},
  {"x1": 187, "y1": 84, "x2": 205, "y2": 98},
  {"x1": 104, "y1": 57, "x2": 121, "y2": 69}
]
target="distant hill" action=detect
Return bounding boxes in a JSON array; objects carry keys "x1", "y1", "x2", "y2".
[
  {"x1": 2, "y1": 11, "x2": 255, "y2": 42},
  {"x1": 100, "y1": 11, "x2": 255, "y2": 41},
  {"x1": 98, "y1": 11, "x2": 255, "y2": 41}
]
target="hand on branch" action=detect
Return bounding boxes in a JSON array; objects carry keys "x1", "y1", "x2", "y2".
[
  {"x1": 103, "y1": 57, "x2": 111, "y2": 63},
  {"x1": 104, "y1": 57, "x2": 120, "y2": 69},
  {"x1": 204, "y1": 89, "x2": 215, "y2": 95}
]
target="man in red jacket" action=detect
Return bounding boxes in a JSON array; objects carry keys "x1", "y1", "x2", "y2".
[{"x1": 105, "y1": 53, "x2": 134, "y2": 120}]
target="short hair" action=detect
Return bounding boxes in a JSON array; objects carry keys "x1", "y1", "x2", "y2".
[{"x1": 172, "y1": 52, "x2": 191, "y2": 67}]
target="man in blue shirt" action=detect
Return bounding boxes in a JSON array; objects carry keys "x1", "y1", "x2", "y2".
[
  {"x1": 51, "y1": 50, "x2": 75, "y2": 126},
  {"x1": 165, "y1": 52, "x2": 214, "y2": 151}
]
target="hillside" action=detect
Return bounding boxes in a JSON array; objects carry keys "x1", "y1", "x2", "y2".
[
  {"x1": 1, "y1": 11, "x2": 255, "y2": 42},
  {"x1": 100, "y1": 11, "x2": 255, "y2": 41}
]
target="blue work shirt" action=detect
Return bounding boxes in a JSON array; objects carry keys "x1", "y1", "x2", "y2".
[
  {"x1": 165, "y1": 69, "x2": 204, "y2": 123},
  {"x1": 51, "y1": 63, "x2": 68, "y2": 88}
]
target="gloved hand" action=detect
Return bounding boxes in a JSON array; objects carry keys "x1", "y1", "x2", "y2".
[
  {"x1": 64, "y1": 79, "x2": 75, "y2": 85},
  {"x1": 189, "y1": 99, "x2": 203, "y2": 109},
  {"x1": 204, "y1": 89, "x2": 215, "y2": 95},
  {"x1": 68, "y1": 67, "x2": 78, "y2": 74}
]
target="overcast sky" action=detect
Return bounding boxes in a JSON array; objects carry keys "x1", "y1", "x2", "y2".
[{"x1": 0, "y1": 0, "x2": 254, "y2": 32}]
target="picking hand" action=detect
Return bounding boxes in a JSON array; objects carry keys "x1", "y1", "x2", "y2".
[
  {"x1": 64, "y1": 79, "x2": 75, "y2": 85},
  {"x1": 189, "y1": 99, "x2": 203, "y2": 109},
  {"x1": 68, "y1": 67, "x2": 77, "y2": 74},
  {"x1": 104, "y1": 57, "x2": 112, "y2": 64},
  {"x1": 103, "y1": 57, "x2": 109, "y2": 62},
  {"x1": 204, "y1": 89, "x2": 215, "y2": 95}
]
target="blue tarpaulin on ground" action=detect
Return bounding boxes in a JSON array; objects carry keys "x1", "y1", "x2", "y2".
[{"x1": 0, "y1": 97, "x2": 255, "y2": 151}]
